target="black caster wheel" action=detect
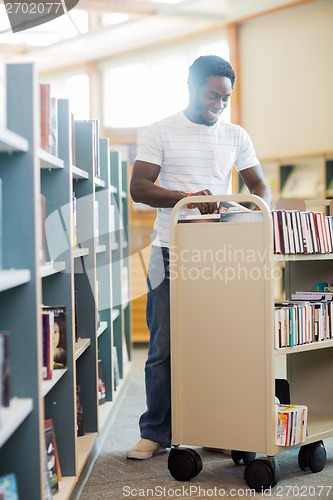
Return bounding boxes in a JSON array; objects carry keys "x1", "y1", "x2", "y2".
[
  {"x1": 298, "y1": 441, "x2": 326, "y2": 473},
  {"x1": 168, "y1": 447, "x2": 203, "y2": 481},
  {"x1": 244, "y1": 457, "x2": 280, "y2": 492},
  {"x1": 231, "y1": 450, "x2": 256, "y2": 465}
]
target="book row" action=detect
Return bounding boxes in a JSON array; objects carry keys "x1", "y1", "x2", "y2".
[
  {"x1": 276, "y1": 404, "x2": 308, "y2": 446},
  {"x1": 274, "y1": 297, "x2": 333, "y2": 349},
  {"x1": 184, "y1": 207, "x2": 333, "y2": 256},
  {"x1": 272, "y1": 209, "x2": 333, "y2": 255}
]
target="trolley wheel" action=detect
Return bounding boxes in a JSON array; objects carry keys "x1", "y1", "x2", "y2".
[
  {"x1": 244, "y1": 457, "x2": 280, "y2": 492},
  {"x1": 168, "y1": 447, "x2": 202, "y2": 481},
  {"x1": 231, "y1": 450, "x2": 256, "y2": 465},
  {"x1": 298, "y1": 441, "x2": 326, "y2": 473}
]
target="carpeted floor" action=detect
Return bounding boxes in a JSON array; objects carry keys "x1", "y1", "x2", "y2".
[{"x1": 80, "y1": 345, "x2": 333, "y2": 499}]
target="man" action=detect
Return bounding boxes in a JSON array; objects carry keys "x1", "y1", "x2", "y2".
[{"x1": 127, "y1": 55, "x2": 271, "y2": 459}]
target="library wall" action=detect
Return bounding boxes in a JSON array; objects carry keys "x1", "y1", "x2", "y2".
[{"x1": 238, "y1": 0, "x2": 333, "y2": 158}]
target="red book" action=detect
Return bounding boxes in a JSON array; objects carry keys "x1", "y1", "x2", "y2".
[{"x1": 40, "y1": 83, "x2": 50, "y2": 150}]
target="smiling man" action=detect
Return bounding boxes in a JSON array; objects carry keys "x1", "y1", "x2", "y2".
[{"x1": 128, "y1": 55, "x2": 271, "y2": 460}]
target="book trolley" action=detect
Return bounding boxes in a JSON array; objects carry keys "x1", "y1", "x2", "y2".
[{"x1": 167, "y1": 194, "x2": 332, "y2": 491}]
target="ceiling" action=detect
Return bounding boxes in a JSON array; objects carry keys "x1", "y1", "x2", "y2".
[{"x1": 0, "y1": 0, "x2": 313, "y2": 72}]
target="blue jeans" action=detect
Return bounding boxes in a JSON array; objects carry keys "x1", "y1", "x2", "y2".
[{"x1": 139, "y1": 246, "x2": 171, "y2": 448}]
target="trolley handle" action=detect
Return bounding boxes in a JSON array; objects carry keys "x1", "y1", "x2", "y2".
[{"x1": 170, "y1": 193, "x2": 271, "y2": 231}]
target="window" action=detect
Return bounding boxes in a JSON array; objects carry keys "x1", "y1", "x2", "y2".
[{"x1": 102, "y1": 38, "x2": 230, "y2": 128}]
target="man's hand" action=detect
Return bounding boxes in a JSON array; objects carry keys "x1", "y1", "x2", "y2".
[{"x1": 186, "y1": 189, "x2": 218, "y2": 215}]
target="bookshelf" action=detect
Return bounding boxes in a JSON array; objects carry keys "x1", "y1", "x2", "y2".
[
  {"x1": 0, "y1": 63, "x2": 131, "y2": 499},
  {"x1": 237, "y1": 152, "x2": 333, "y2": 211},
  {"x1": 168, "y1": 194, "x2": 333, "y2": 491}
]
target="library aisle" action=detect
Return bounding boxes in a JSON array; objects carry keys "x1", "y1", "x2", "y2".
[{"x1": 80, "y1": 345, "x2": 333, "y2": 499}]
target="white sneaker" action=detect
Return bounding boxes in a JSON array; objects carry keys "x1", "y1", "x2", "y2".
[{"x1": 126, "y1": 438, "x2": 164, "y2": 460}]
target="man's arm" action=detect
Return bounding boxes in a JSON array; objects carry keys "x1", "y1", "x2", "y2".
[
  {"x1": 239, "y1": 164, "x2": 272, "y2": 208},
  {"x1": 130, "y1": 159, "x2": 218, "y2": 213},
  {"x1": 130, "y1": 160, "x2": 187, "y2": 208}
]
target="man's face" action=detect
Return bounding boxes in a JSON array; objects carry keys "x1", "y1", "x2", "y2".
[{"x1": 189, "y1": 75, "x2": 233, "y2": 126}]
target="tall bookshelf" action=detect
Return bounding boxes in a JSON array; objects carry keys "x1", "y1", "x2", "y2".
[{"x1": 0, "y1": 63, "x2": 131, "y2": 499}]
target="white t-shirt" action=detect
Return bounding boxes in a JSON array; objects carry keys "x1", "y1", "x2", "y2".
[{"x1": 136, "y1": 111, "x2": 259, "y2": 247}]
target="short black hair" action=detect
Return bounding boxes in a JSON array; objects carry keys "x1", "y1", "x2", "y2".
[{"x1": 188, "y1": 55, "x2": 236, "y2": 89}]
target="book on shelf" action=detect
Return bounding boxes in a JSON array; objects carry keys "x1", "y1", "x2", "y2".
[
  {"x1": 97, "y1": 359, "x2": 106, "y2": 405},
  {"x1": 219, "y1": 201, "x2": 252, "y2": 212},
  {"x1": 39, "y1": 84, "x2": 58, "y2": 155},
  {"x1": 181, "y1": 213, "x2": 220, "y2": 223},
  {"x1": 280, "y1": 166, "x2": 323, "y2": 199},
  {"x1": 74, "y1": 290, "x2": 78, "y2": 342},
  {"x1": 0, "y1": 179, "x2": 2, "y2": 269},
  {"x1": 0, "y1": 57, "x2": 6, "y2": 130},
  {"x1": 42, "y1": 312, "x2": 54, "y2": 380},
  {"x1": 76, "y1": 384, "x2": 85, "y2": 436},
  {"x1": 72, "y1": 192, "x2": 77, "y2": 249},
  {"x1": 43, "y1": 449, "x2": 53, "y2": 500},
  {"x1": 276, "y1": 404, "x2": 308, "y2": 446},
  {"x1": 122, "y1": 332, "x2": 129, "y2": 366},
  {"x1": 0, "y1": 473, "x2": 19, "y2": 500},
  {"x1": 275, "y1": 299, "x2": 333, "y2": 348},
  {"x1": 42, "y1": 306, "x2": 67, "y2": 370},
  {"x1": 220, "y1": 210, "x2": 263, "y2": 222},
  {"x1": 44, "y1": 419, "x2": 62, "y2": 481},
  {"x1": 93, "y1": 120, "x2": 100, "y2": 178},
  {"x1": 44, "y1": 420, "x2": 60, "y2": 494},
  {"x1": 272, "y1": 209, "x2": 333, "y2": 255},
  {"x1": 95, "y1": 280, "x2": 101, "y2": 328},
  {"x1": 291, "y1": 291, "x2": 333, "y2": 301},
  {"x1": 109, "y1": 205, "x2": 116, "y2": 244},
  {"x1": 49, "y1": 96, "x2": 58, "y2": 157},
  {"x1": 0, "y1": 331, "x2": 9, "y2": 408},
  {"x1": 40, "y1": 83, "x2": 51, "y2": 151},
  {"x1": 112, "y1": 346, "x2": 120, "y2": 391}
]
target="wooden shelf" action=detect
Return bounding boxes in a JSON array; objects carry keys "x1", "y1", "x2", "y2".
[
  {"x1": 39, "y1": 148, "x2": 64, "y2": 169},
  {"x1": 40, "y1": 261, "x2": 66, "y2": 278},
  {"x1": 0, "y1": 398, "x2": 33, "y2": 448},
  {"x1": 274, "y1": 253, "x2": 333, "y2": 262},
  {"x1": 98, "y1": 401, "x2": 114, "y2": 431},
  {"x1": 42, "y1": 369, "x2": 67, "y2": 397},
  {"x1": 96, "y1": 244, "x2": 106, "y2": 254},
  {"x1": 0, "y1": 269, "x2": 31, "y2": 292},
  {"x1": 306, "y1": 413, "x2": 333, "y2": 441},
  {"x1": 0, "y1": 128, "x2": 29, "y2": 153},
  {"x1": 53, "y1": 475, "x2": 76, "y2": 500},
  {"x1": 72, "y1": 165, "x2": 89, "y2": 180},
  {"x1": 111, "y1": 309, "x2": 120, "y2": 322},
  {"x1": 94, "y1": 177, "x2": 105, "y2": 188},
  {"x1": 77, "y1": 433, "x2": 98, "y2": 477},
  {"x1": 73, "y1": 248, "x2": 89, "y2": 258},
  {"x1": 97, "y1": 321, "x2": 108, "y2": 337},
  {"x1": 275, "y1": 338, "x2": 333, "y2": 356},
  {"x1": 75, "y1": 338, "x2": 91, "y2": 360}
]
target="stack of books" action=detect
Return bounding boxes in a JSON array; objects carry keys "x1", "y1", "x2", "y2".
[
  {"x1": 276, "y1": 404, "x2": 308, "y2": 446},
  {"x1": 272, "y1": 209, "x2": 333, "y2": 254},
  {"x1": 274, "y1": 295, "x2": 333, "y2": 348}
]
